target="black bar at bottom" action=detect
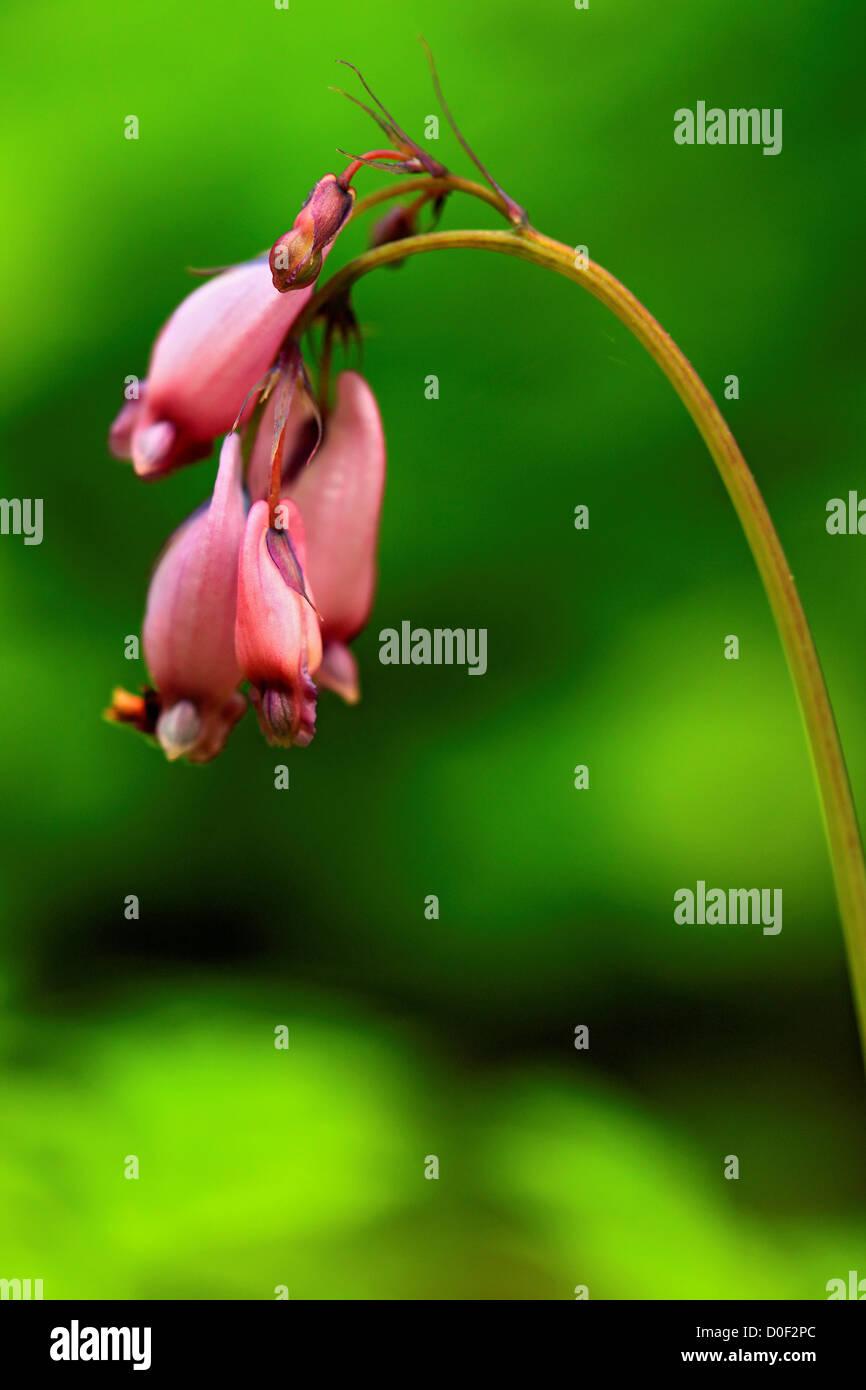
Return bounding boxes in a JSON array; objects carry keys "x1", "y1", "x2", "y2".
[{"x1": 0, "y1": 1298, "x2": 861, "y2": 1373}]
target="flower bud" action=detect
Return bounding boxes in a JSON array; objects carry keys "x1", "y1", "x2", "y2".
[
  {"x1": 370, "y1": 203, "x2": 417, "y2": 258},
  {"x1": 270, "y1": 234, "x2": 322, "y2": 291},
  {"x1": 269, "y1": 174, "x2": 355, "y2": 292}
]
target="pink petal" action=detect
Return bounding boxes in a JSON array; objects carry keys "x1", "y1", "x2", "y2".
[
  {"x1": 143, "y1": 433, "x2": 246, "y2": 705},
  {"x1": 127, "y1": 259, "x2": 317, "y2": 478},
  {"x1": 157, "y1": 691, "x2": 247, "y2": 764},
  {"x1": 289, "y1": 371, "x2": 385, "y2": 644},
  {"x1": 317, "y1": 640, "x2": 361, "y2": 705},
  {"x1": 109, "y1": 389, "x2": 146, "y2": 459},
  {"x1": 236, "y1": 499, "x2": 322, "y2": 678}
]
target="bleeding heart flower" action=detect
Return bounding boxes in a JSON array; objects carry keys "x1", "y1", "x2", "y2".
[
  {"x1": 235, "y1": 498, "x2": 323, "y2": 747},
  {"x1": 246, "y1": 371, "x2": 386, "y2": 703},
  {"x1": 141, "y1": 433, "x2": 248, "y2": 762},
  {"x1": 109, "y1": 258, "x2": 317, "y2": 479},
  {"x1": 292, "y1": 372, "x2": 385, "y2": 702}
]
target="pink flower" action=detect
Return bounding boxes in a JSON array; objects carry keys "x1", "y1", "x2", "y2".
[
  {"x1": 142, "y1": 433, "x2": 248, "y2": 761},
  {"x1": 109, "y1": 259, "x2": 316, "y2": 479},
  {"x1": 235, "y1": 499, "x2": 323, "y2": 747},
  {"x1": 247, "y1": 371, "x2": 386, "y2": 703},
  {"x1": 291, "y1": 372, "x2": 385, "y2": 702}
]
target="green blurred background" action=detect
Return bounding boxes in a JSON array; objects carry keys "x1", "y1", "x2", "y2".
[{"x1": 1, "y1": 0, "x2": 864, "y2": 1299}]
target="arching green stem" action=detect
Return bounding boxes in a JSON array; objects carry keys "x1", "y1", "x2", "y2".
[
  {"x1": 294, "y1": 222, "x2": 866, "y2": 1066},
  {"x1": 350, "y1": 173, "x2": 509, "y2": 223}
]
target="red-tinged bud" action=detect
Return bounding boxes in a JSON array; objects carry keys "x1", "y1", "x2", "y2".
[
  {"x1": 270, "y1": 174, "x2": 355, "y2": 292},
  {"x1": 270, "y1": 232, "x2": 322, "y2": 291},
  {"x1": 370, "y1": 203, "x2": 418, "y2": 254},
  {"x1": 235, "y1": 499, "x2": 323, "y2": 747}
]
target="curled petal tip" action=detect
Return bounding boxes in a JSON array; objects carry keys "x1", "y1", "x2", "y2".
[
  {"x1": 156, "y1": 700, "x2": 202, "y2": 760},
  {"x1": 109, "y1": 393, "x2": 145, "y2": 459},
  {"x1": 187, "y1": 692, "x2": 248, "y2": 763},
  {"x1": 317, "y1": 641, "x2": 361, "y2": 705},
  {"x1": 154, "y1": 693, "x2": 247, "y2": 763},
  {"x1": 132, "y1": 420, "x2": 177, "y2": 477},
  {"x1": 254, "y1": 681, "x2": 317, "y2": 748}
]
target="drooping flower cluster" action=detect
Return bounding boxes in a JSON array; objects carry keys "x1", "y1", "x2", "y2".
[
  {"x1": 105, "y1": 50, "x2": 514, "y2": 765},
  {"x1": 107, "y1": 175, "x2": 385, "y2": 763}
]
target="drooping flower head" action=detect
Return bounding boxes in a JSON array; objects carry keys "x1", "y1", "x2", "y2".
[{"x1": 105, "y1": 64, "x2": 428, "y2": 764}]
